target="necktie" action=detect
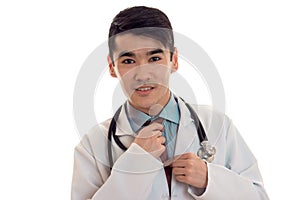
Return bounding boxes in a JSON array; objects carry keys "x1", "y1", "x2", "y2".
[
  {"x1": 143, "y1": 118, "x2": 172, "y2": 196},
  {"x1": 160, "y1": 121, "x2": 172, "y2": 197}
]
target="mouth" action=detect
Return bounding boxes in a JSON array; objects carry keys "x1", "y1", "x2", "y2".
[{"x1": 135, "y1": 85, "x2": 155, "y2": 95}]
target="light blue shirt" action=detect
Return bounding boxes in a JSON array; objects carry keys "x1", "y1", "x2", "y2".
[{"x1": 125, "y1": 94, "x2": 180, "y2": 159}]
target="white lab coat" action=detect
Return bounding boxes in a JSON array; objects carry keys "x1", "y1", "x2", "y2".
[{"x1": 71, "y1": 98, "x2": 269, "y2": 199}]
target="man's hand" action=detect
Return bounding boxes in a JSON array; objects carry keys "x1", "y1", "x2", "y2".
[
  {"x1": 172, "y1": 153, "x2": 208, "y2": 188},
  {"x1": 133, "y1": 122, "x2": 166, "y2": 158}
]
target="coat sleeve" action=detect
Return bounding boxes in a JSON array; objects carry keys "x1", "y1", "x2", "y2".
[
  {"x1": 71, "y1": 137, "x2": 163, "y2": 200},
  {"x1": 188, "y1": 120, "x2": 269, "y2": 200}
]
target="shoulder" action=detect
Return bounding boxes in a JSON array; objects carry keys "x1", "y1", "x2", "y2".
[
  {"x1": 73, "y1": 118, "x2": 114, "y2": 168},
  {"x1": 195, "y1": 104, "x2": 230, "y2": 120},
  {"x1": 176, "y1": 96, "x2": 231, "y2": 128},
  {"x1": 75, "y1": 118, "x2": 112, "y2": 154},
  {"x1": 189, "y1": 104, "x2": 231, "y2": 128}
]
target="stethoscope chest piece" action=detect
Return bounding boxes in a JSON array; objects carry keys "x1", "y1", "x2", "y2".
[{"x1": 197, "y1": 141, "x2": 216, "y2": 163}]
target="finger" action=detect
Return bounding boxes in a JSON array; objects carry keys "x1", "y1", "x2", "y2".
[
  {"x1": 154, "y1": 131, "x2": 163, "y2": 137},
  {"x1": 139, "y1": 123, "x2": 163, "y2": 132},
  {"x1": 157, "y1": 136, "x2": 166, "y2": 144},
  {"x1": 138, "y1": 123, "x2": 164, "y2": 137},
  {"x1": 172, "y1": 167, "x2": 186, "y2": 175},
  {"x1": 148, "y1": 122, "x2": 164, "y2": 131},
  {"x1": 151, "y1": 145, "x2": 166, "y2": 158},
  {"x1": 171, "y1": 154, "x2": 194, "y2": 166},
  {"x1": 137, "y1": 130, "x2": 162, "y2": 138},
  {"x1": 175, "y1": 152, "x2": 196, "y2": 160},
  {"x1": 175, "y1": 175, "x2": 191, "y2": 185},
  {"x1": 171, "y1": 160, "x2": 188, "y2": 168},
  {"x1": 172, "y1": 159, "x2": 198, "y2": 168}
]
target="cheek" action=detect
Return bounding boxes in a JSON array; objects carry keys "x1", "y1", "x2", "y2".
[
  {"x1": 119, "y1": 78, "x2": 133, "y2": 96},
  {"x1": 116, "y1": 72, "x2": 134, "y2": 97},
  {"x1": 153, "y1": 67, "x2": 172, "y2": 86}
]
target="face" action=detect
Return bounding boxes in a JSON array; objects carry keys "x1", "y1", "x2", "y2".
[{"x1": 108, "y1": 33, "x2": 178, "y2": 114}]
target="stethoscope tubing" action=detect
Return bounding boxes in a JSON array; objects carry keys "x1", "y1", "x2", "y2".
[{"x1": 107, "y1": 97, "x2": 207, "y2": 169}]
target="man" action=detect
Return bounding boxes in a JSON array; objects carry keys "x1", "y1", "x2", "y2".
[{"x1": 71, "y1": 6, "x2": 269, "y2": 199}]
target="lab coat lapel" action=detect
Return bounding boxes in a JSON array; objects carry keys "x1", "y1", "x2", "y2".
[
  {"x1": 115, "y1": 105, "x2": 135, "y2": 136},
  {"x1": 174, "y1": 98, "x2": 199, "y2": 156},
  {"x1": 111, "y1": 105, "x2": 170, "y2": 198},
  {"x1": 112, "y1": 100, "x2": 200, "y2": 197},
  {"x1": 113, "y1": 105, "x2": 136, "y2": 153},
  {"x1": 172, "y1": 98, "x2": 200, "y2": 194}
]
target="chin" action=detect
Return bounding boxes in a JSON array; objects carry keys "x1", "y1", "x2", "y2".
[
  {"x1": 129, "y1": 98, "x2": 159, "y2": 113},
  {"x1": 128, "y1": 89, "x2": 170, "y2": 112},
  {"x1": 136, "y1": 99, "x2": 156, "y2": 109}
]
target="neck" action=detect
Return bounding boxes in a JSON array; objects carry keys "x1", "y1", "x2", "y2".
[{"x1": 148, "y1": 93, "x2": 171, "y2": 116}]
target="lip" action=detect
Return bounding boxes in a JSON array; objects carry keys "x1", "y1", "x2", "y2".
[{"x1": 134, "y1": 85, "x2": 155, "y2": 96}]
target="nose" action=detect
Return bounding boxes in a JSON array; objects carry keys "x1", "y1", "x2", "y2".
[{"x1": 134, "y1": 64, "x2": 152, "y2": 82}]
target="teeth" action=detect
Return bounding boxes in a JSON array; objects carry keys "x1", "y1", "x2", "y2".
[{"x1": 137, "y1": 87, "x2": 152, "y2": 91}]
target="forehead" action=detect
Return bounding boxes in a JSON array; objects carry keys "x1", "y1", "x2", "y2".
[{"x1": 113, "y1": 33, "x2": 166, "y2": 55}]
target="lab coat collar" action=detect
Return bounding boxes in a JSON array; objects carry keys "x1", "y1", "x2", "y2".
[
  {"x1": 125, "y1": 101, "x2": 150, "y2": 133},
  {"x1": 115, "y1": 105, "x2": 136, "y2": 136},
  {"x1": 175, "y1": 95, "x2": 195, "y2": 127}
]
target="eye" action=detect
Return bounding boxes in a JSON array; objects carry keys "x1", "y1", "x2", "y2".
[
  {"x1": 121, "y1": 59, "x2": 135, "y2": 64},
  {"x1": 149, "y1": 56, "x2": 161, "y2": 62}
]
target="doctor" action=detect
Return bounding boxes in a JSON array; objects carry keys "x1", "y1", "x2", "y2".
[{"x1": 71, "y1": 6, "x2": 269, "y2": 200}]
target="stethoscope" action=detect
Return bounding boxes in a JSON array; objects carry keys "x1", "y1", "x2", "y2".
[{"x1": 107, "y1": 96, "x2": 216, "y2": 169}]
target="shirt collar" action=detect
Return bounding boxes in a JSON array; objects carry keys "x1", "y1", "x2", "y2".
[{"x1": 125, "y1": 93, "x2": 180, "y2": 133}]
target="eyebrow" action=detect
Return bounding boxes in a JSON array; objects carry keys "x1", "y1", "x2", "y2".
[
  {"x1": 146, "y1": 48, "x2": 164, "y2": 56},
  {"x1": 117, "y1": 48, "x2": 164, "y2": 59},
  {"x1": 118, "y1": 51, "x2": 135, "y2": 59}
]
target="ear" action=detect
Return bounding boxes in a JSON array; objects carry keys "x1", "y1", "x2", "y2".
[
  {"x1": 107, "y1": 55, "x2": 117, "y2": 78},
  {"x1": 171, "y1": 47, "x2": 178, "y2": 73}
]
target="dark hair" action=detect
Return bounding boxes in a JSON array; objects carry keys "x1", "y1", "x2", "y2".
[{"x1": 108, "y1": 6, "x2": 174, "y2": 64}]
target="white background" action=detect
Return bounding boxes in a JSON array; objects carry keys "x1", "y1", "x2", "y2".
[{"x1": 1, "y1": 0, "x2": 299, "y2": 199}]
